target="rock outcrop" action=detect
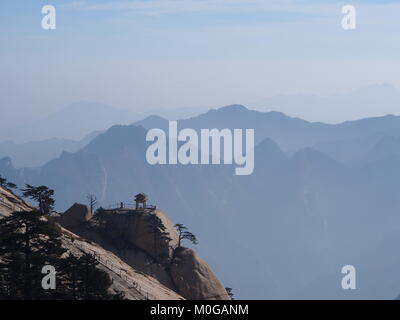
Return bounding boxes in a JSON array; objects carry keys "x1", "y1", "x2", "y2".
[
  {"x1": 0, "y1": 187, "x2": 183, "y2": 300},
  {"x1": 94, "y1": 208, "x2": 179, "y2": 263},
  {"x1": 56, "y1": 203, "x2": 92, "y2": 228},
  {"x1": 60, "y1": 229, "x2": 183, "y2": 300},
  {"x1": 170, "y1": 247, "x2": 230, "y2": 300},
  {"x1": 1, "y1": 190, "x2": 229, "y2": 301},
  {"x1": 59, "y1": 203, "x2": 230, "y2": 300}
]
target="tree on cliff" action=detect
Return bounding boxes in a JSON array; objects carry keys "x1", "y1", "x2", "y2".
[
  {"x1": 0, "y1": 175, "x2": 17, "y2": 190},
  {"x1": 175, "y1": 224, "x2": 198, "y2": 248},
  {"x1": 225, "y1": 287, "x2": 234, "y2": 299},
  {"x1": 0, "y1": 209, "x2": 67, "y2": 299},
  {"x1": 60, "y1": 253, "x2": 124, "y2": 300},
  {"x1": 22, "y1": 184, "x2": 55, "y2": 214},
  {"x1": 146, "y1": 214, "x2": 172, "y2": 261},
  {"x1": 0, "y1": 208, "x2": 124, "y2": 300},
  {"x1": 86, "y1": 194, "x2": 98, "y2": 214}
]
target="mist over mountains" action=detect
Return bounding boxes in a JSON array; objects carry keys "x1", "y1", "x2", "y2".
[
  {"x1": 0, "y1": 101, "x2": 209, "y2": 144},
  {"x1": 2, "y1": 105, "x2": 400, "y2": 299},
  {"x1": 0, "y1": 101, "x2": 139, "y2": 143},
  {"x1": 0, "y1": 131, "x2": 102, "y2": 168},
  {"x1": 251, "y1": 84, "x2": 400, "y2": 123},
  {"x1": 0, "y1": 102, "x2": 209, "y2": 168}
]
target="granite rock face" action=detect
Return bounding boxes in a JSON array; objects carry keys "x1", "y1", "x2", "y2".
[
  {"x1": 0, "y1": 186, "x2": 32, "y2": 217},
  {"x1": 0, "y1": 190, "x2": 230, "y2": 300},
  {"x1": 170, "y1": 247, "x2": 230, "y2": 300},
  {"x1": 93, "y1": 208, "x2": 179, "y2": 263},
  {"x1": 57, "y1": 203, "x2": 92, "y2": 228},
  {"x1": 64, "y1": 205, "x2": 229, "y2": 300}
]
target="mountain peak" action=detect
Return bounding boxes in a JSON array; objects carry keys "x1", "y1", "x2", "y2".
[{"x1": 216, "y1": 104, "x2": 248, "y2": 112}]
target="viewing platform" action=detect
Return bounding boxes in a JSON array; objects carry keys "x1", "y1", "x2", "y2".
[{"x1": 101, "y1": 193, "x2": 157, "y2": 214}]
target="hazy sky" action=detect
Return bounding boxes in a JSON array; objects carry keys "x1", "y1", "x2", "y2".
[{"x1": 1, "y1": 0, "x2": 400, "y2": 124}]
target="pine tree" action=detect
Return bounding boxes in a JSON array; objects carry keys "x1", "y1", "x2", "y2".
[
  {"x1": 146, "y1": 213, "x2": 172, "y2": 261},
  {"x1": 0, "y1": 210, "x2": 67, "y2": 299},
  {"x1": 175, "y1": 224, "x2": 198, "y2": 248},
  {"x1": 0, "y1": 210, "x2": 125, "y2": 300},
  {"x1": 60, "y1": 253, "x2": 123, "y2": 300},
  {"x1": 225, "y1": 287, "x2": 234, "y2": 299},
  {"x1": 22, "y1": 184, "x2": 55, "y2": 214},
  {"x1": 0, "y1": 175, "x2": 17, "y2": 190}
]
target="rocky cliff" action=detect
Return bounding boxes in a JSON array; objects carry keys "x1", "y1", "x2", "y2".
[
  {"x1": 0, "y1": 186, "x2": 229, "y2": 300},
  {"x1": 0, "y1": 187, "x2": 183, "y2": 300},
  {"x1": 0, "y1": 186, "x2": 31, "y2": 218},
  {"x1": 57, "y1": 203, "x2": 230, "y2": 300}
]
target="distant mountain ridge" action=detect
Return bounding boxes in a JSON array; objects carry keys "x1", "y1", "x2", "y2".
[
  {"x1": 0, "y1": 101, "x2": 140, "y2": 143},
  {"x1": 251, "y1": 83, "x2": 400, "y2": 123},
  {"x1": 0, "y1": 131, "x2": 102, "y2": 168},
  {"x1": 135, "y1": 104, "x2": 400, "y2": 155},
  {"x1": 2, "y1": 104, "x2": 400, "y2": 299}
]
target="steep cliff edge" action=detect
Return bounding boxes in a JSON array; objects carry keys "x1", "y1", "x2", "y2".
[
  {"x1": 0, "y1": 186, "x2": 229, "y2": 300},
  {"x1": 171, "y1": 247, "x2": 229, "y2": 300},
  {"x1": 0, "y1": 187, "x2": 183, "y2": 300},
  {"x1": 0, "y1": 187, "x2": 31, "y2": 218},
  {"x1": 57, "y1": 202, "x2": 230, "y2": 300}
]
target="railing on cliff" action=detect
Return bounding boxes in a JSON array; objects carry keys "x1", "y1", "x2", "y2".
[
  {"x1": 77, "y1": 242, "x2": 157, "y2": 300},
  {"x1": 104, "y1": 202, "x2": 157, "y2": 211}
]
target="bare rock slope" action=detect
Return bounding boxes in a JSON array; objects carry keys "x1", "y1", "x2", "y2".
[
  {"x1": 61, "y1": 229, "x2": 183, "y2": 300},
  {"x1": 171, "y1": 247, "x2": 230, "y2": 300},
  {"x1": 0, "y1": 187, "x2": 183, "y2": 300},
  {"x1": 0, "y1": 187, "x2": 31, "y2": 218},
  {"x1": 58, "y1": 204, "x2": 230, "y2": 300}
]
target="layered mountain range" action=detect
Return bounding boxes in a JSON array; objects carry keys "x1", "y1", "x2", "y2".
[{"x1": 2, "y1": 104, "x2": 400, "y2": 299}]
